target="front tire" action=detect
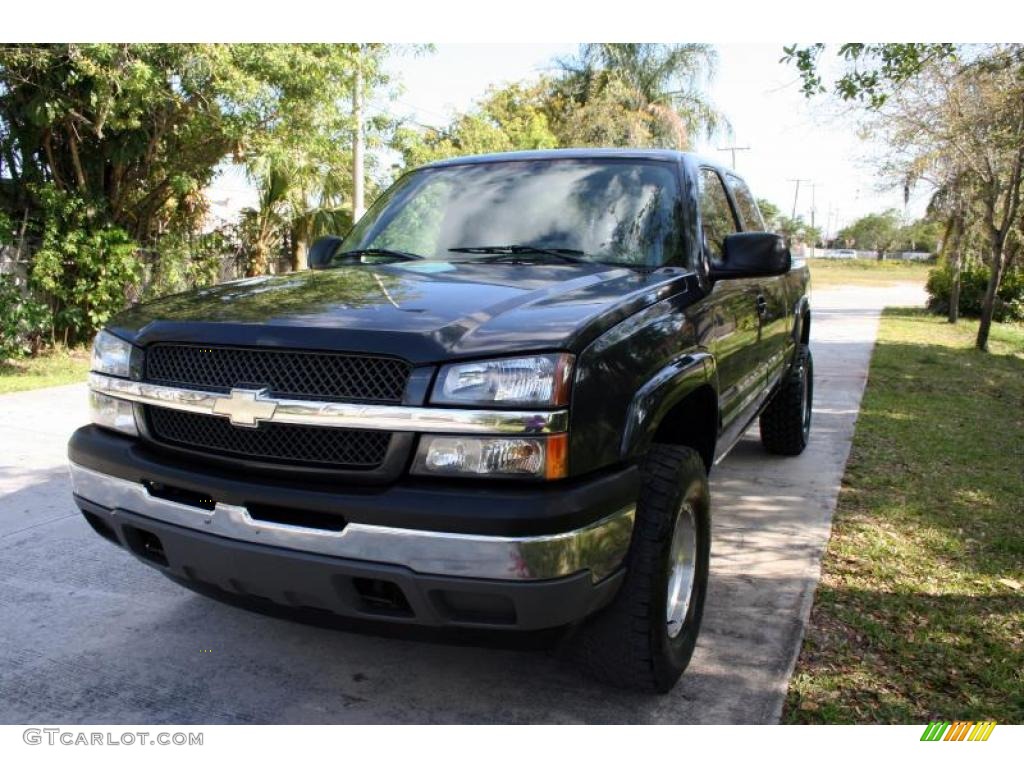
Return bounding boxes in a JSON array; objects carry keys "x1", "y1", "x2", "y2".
[
  {"x1": 759, "y1": 343, "x2": 813, "y2": 455},
  {"x1": 572, "y1": 444, "x2": 711, "y2": 693}
]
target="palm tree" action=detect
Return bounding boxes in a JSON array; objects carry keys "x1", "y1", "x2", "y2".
[
  {"x1": 241, "y1": 157, "x2": 292, "y2": 277},
  {"x1": 288, "y1": 168, "x2": 352, "y2": 271},
  {"x1": 242, "y1": 153, "x2": 352, "y2": 276},
  {"x1": 553, "y1": 43, "x2": 728, "y2": 149}
]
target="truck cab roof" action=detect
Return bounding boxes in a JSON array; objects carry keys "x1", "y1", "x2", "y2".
[{"x1": 421, "y1": 147, "x2": 735, "y2": 178}]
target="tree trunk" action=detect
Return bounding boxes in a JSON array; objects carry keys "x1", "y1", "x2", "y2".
[
  {"x1": 876, "y1": 249, "x2": 885, "y2": 262},
  {"x1": 948, "y1": 218, "x2": 964, "y2": 324},
  {"x1": 247, "y1": 242, "x2": 269, "y2": 278},
  {"x1": 975, "y1": 243, "x2": 1005, "y2": 352},
  {"x1": 290, "y1": 232, "x2": 308, "y2": 272},
  {"x1": 66, "y1": 120, "x2": 88, "y2": 192}
]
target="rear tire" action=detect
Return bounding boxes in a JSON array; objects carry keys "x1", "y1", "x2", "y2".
[
  {"x1": 759, "y1": 344, "x2": 813, "y2": 455},
  {"x1": 571, "y1": 444, "x2": 711, "y2": 693}
]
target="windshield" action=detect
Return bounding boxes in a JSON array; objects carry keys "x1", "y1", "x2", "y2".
[{"x1": 339, "y1": 159, "x2": 685, "y2": 267}]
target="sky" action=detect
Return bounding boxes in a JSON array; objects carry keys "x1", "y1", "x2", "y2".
[{"x1": 209, "y1": 43, "x2": 932, "y2": 235}]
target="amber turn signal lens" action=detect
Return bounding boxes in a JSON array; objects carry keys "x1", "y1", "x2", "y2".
[{"x1": 545, "y1": 433, "x2": 569, "y2": 480}]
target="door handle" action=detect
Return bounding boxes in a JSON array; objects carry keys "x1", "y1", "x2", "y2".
[{"x1": 755, "y1": 294, "x2": 768, "y2": 316}]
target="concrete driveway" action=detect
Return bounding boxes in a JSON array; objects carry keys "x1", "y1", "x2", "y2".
[{"x1": 0, "y1": 283, "x2": 925, "y2": 724}]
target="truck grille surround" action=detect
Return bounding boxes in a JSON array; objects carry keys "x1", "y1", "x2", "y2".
[{"x1": 142, "y1": 344, "x2": 411, "y2": 470}]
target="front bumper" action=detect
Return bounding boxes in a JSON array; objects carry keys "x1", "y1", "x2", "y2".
[{"x1": 69, "y1": 426, "x2": 638, "y2": 630}]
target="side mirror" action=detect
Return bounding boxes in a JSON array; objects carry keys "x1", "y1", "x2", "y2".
[
  {"x1": 307, "y1": 235, "x2": 344, "y2": 270},
  {"x1": 709, "y1": 232, "x2": 791, "y2": 280}
]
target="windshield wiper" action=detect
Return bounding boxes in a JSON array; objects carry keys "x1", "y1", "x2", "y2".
[
  {"x1": 448, "y1": 245, "x2": 591, "y2": 264},
  {"x1": 332, "y1": 248, "x2": 424, "y2": 263}
]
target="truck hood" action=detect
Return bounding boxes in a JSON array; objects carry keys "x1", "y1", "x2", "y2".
[{"x1": 110, "y1": 261, "x2": 694, "y2": 364}]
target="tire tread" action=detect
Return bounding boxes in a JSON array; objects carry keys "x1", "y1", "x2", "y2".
[
  {"x1": 759, "y1": 344, "x2": 812, "y2": 456},
  {"x1": 571, "y1": 444, "x2": 708, "y2": 692}
]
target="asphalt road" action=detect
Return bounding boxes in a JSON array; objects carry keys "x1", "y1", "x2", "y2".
[{"x1": 0, "y1": 283, "x2": 925, "y2": 724}]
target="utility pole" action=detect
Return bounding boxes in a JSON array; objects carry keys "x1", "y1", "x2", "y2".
[
  {"x1": 716, "y1": 145, "x2": 750, "y2": 170},
  {"x1": 787, "y1": 178, "x2": 811, "y2": 257},
  {"x1": 352, "y1": 47, "x2": 366, "y2": 222},
  {"x1": 788, "y1": 178, "x2": 811, "y2": 220},
  {"x1": 810, "y1": 183, "x2": 822, "y2": 257}
]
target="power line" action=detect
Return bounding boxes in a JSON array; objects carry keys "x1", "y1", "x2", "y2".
[{"x1": 366, "y1": 97, "x2": 447, "y2": 132}]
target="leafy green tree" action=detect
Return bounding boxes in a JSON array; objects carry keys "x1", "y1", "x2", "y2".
[
  {"x1": 775, "y1": 215, "x2": 819, "y2": 249},
  {"x1": 393, "y1": 44, "x2": 726, "y2": 170},
  {"x1": 0, "y1": 44, "x2": 384, "y2": 233},
  {"x1": 877, "y1": 51, "x2": 1024, "y2": 349},
  {"x1": 781, "y1": 44, "x2": 958, "y2": 108},
  {"x1": 837, "y1": 210, "x2": 902, "y2": 260},
  {"x1": 0, "y1": 44, "x2": 347, "y2": 240},
  {"x1": 238, "y1": 44, "x2": 391, "y2": 273},
  {"x1": 783, "y1": 43, "x2": 1024, "y2": 350},
  {"x1": 549, "y1": 43, "x2": 727, "y2": 149},
  {"x1": 897, "y1": 217, "x2": 943, "y2": 253},
  {"x1": 0, "y1": 44, "x2": 390, "y2": 341},
  {"x1": 757, "y1": 198, "x2": 782, "y2": 231},
  {"x1": 394, "y1": 80, "x2": 558, "y2": 168}
]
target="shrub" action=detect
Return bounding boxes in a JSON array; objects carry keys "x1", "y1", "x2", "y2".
[
  {"x1": 0, "y1": 277, "x2": 52, "y2": 358},
  {"x1": 926, "y1": 262, "x2": 1024, "y2": 323},
  {"x1": 0, "y1": 209, "x2": 14, "y2": 246},
  {"x1": 137, "y1": 227, "x2": 235, "y2": 302},
  {"x1": 28, "y1": 185, "x2": 141, "y2": 345}
]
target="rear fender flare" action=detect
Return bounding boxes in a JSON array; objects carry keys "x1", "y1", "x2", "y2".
[{"x1": 792, "y1": 295, "x2": 811, "y2": 346}]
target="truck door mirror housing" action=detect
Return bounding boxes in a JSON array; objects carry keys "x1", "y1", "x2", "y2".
[
  {"x1": 307, "y1": 236, "x2": 344, "y2": 270},
  {"x1": 709, "y1": 232, "x2": 791, "y2": 280}
]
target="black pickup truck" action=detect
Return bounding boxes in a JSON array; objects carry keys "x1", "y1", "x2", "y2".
[{"x1": 69, "y1": 149, "x2": 812, "y2": 692}]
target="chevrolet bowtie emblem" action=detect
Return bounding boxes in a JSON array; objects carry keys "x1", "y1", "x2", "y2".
[{"x1": 212, "y1": 388, "x2": 278, "y2": 428}]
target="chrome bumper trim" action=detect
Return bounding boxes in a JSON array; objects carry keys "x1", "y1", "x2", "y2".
[
  {"x1": 69, "y1": 463, "x2": 634, "y2": 582},
  {"x1": 88, "y1": 373, "x2": 567, "y2": 435}
]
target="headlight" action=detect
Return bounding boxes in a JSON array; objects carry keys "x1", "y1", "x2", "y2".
[
  {"x1": 91, "y1": 330, "x2": 133, "y2": 378},
  {"x1": 412, "y1": 434, "x2": 568, "y2": 480},
  {"x1": 89, "y1": 391, "x2": 139, "y2": 436},
  {"x1": 432, "y1": 353, "x2": 573, "y2": 407}
]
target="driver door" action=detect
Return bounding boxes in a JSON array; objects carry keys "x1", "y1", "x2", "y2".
[{"x1": 697, "y1": 167, "x2": 769, "y2": 450}]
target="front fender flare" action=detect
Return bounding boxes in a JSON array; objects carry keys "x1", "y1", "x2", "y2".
[{"x1": 619, "y1": 351, "x2": 717, "y2": 461}]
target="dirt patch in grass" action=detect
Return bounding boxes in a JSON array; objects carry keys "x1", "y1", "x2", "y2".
[{"x1": 784, "y1": 308, "x2": 1024, "y2": 723}]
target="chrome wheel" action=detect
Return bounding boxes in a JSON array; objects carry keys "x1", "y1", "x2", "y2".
[{"x1": 665, "y1": 501, "x2": 697, "y2": 639}]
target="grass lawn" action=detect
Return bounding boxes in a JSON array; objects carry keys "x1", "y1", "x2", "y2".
[
  {"x1": 785, "y1": 309, "x2": 1024, "y2": 723},
  {"x1": 0, "y1": 346, "x2": 91, "y2": 394},
  {"x1": 807, "y1": 258, "x2": 933, "y2": 290}
]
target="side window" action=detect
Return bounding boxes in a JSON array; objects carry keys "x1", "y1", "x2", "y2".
[
  {"x1": 725, "y1": 174, "x2": 765, "y2": 231},
  {"x1": 697, "y1": 168, "x2": 738, "y2": 260}
]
